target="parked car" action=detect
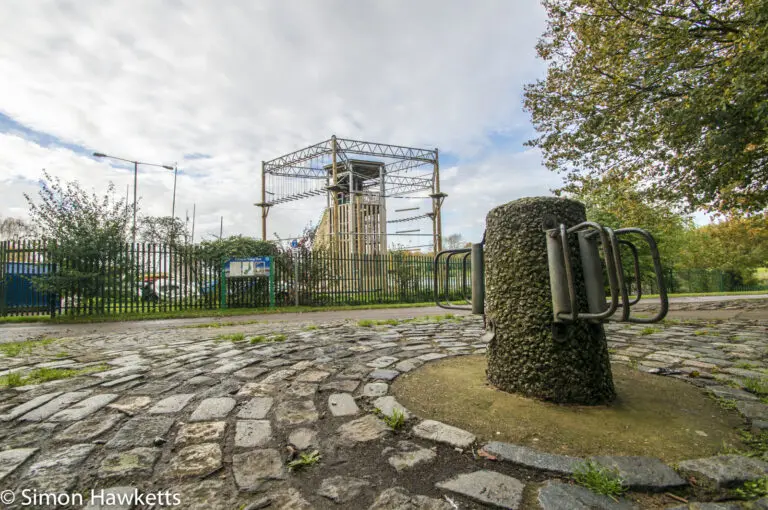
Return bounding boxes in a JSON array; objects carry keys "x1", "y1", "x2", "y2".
[{"x1": 139, "y1": 278, "x2": 198, "y2": 302}]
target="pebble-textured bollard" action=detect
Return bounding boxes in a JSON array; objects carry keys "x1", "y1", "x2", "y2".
[{"x1": 484, "y1": 197, "x2": 616, "y2": 405}]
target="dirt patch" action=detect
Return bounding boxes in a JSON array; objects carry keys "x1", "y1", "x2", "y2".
[{"x1": 393, "y1": 355, "x2": 745, "y2": 462}]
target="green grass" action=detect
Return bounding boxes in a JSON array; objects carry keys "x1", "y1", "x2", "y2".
[
  {"x1": 721, "y1": 430, "x2": 768, "y2": 458},
  {"x1": 2, "y1": 372, "x2": 23, "y2": 388},
  {"x1": 215, "y1": 333, "x2": 245, "y2": 343},
  {"x1": 0, "y1": 337, "x2": 59, "y2": 357},
  {"x1": 379, "y1": 408, "x2": 407, "y2": 430},
  {"x1": 358, "y1": 318, "x2": 400, "y2": 328},
  {"x1": 715, "y1": 397, "x2": 738, "y2": 411},
  {"x1": 287, "y1": 450, "x2": 321, "y2": 471},
  {"x1": 303, "y1": 325, "x2": 319, "y2": 331},
  {"x1": 644, "y1": 290, "x2": 768, "y2": 299},
  {"x1": 743, "y1": 377, "x2": 768, "y2": 397},
  {"x1": 185, "y1": 320, "x2": 263, "y2": 329},
  {"x1": 249, "y1": 334, "x2": 287, "y2": 345},
  {"x1": 572, "y1": 460, "x2": 627, "y2": 500},
  {"x1": 732, "y1": 477, "x2": 768, "y2": 500},
  {"x1": 0, "y1": 363, "x2": 109, "y2": 389},
  {"x1": 402, "y1": 313, "x2": 463, "y2": 324},
  {"x1": 734, "y1": 362, "x2": 758, "y2": 370},
  {"x1": 639, "y1": 327, "x2": 660, "y2": 336},
  {"x1": 0, "y1": 301, "x2": 451, "y2": 325}
]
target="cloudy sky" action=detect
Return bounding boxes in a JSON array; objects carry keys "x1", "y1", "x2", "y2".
[{"x1": 0, "y1": 1, "x2": 563, "y2": 248}]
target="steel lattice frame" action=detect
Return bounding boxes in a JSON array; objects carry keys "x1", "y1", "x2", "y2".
[{"x1": 257, "y1": 135, "x2": 445, "y2": 253}]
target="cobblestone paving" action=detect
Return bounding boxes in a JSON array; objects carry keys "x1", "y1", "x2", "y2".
[{"x1": 0, "y1": 313, "x2": 766, "y2": 509}]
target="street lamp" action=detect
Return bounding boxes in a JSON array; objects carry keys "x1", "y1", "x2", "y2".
[
  {"x1": 171, "y1": 163, "x2": 178, "y2": 221},
  {"x1": 93, "y1": 152, "x2": 174, "y2": 244}
]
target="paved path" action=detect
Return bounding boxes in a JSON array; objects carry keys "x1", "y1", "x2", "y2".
[
  {"x1": 1, "y1": 295, "x2": 766, "y2": 346},
  {"x1": 0, "y1": 307, "x2": 766, "y2": 508}
]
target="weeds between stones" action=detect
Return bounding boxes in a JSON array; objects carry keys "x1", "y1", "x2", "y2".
[
  {"x1": 0, "y1": 337, "x2": 59, "y2": 357},
  {"x1": 743, "y1": 377, "x2": 768, "y2": 398},
  {"x1": 572, "y1": 460, "x2": 627, "y2": 501},
  {"x1": 287, "y1": 450, "x2": 321, "y2": 471},
  {"x1": 374, "y1": 407, "x2": 406, "y2": 430},
  {"x1": 249, "y1": 334, "x2": 287, "y2": 345},
  {"x1": 732, "y1": 477, "x2": 768, "y2": 499},
  {"x1": 185, "y1": 320, "x2": 264, "y2": 329},
  {"x1": 215, "y1": 333, "x2": 245, "y2": 343},
  {"x1": 715, "y1": 397, "x2": 739, "y2": 410},
  {"x1": 640, "y1": 327, "x2": 660, "y2": 336},
  {"x1": 1, "y1": 372, "x2": 23, "y2": 388},
  {"x1": 720, "y1": 430, "x2": 768, "y2": 458},
  {"x1": 0, "y1": 364, "x2": 109, "y2": 389},
  {"x1": 303, "y1": 325, "x2": 318, "y2": 331}
]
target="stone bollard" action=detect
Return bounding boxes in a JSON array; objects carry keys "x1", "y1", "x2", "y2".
[{"x1": 484, "y1": 197, "x2": 616, "y2": 405}]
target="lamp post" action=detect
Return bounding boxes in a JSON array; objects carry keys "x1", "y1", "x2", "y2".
[
  {"x1": 171, "y1": 163, "x2": 178, "y2": 221},
  {"x1": 93, "y1": 152, "x2": 174, "y2": 244}
]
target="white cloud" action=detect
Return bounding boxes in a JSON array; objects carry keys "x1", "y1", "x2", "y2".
[{"x1": 0, "y1": 0, "x2": 550, "y2": 244}]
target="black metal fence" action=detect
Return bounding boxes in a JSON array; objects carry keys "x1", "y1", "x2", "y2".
[
  {"x1": 0, "y1": 240, "x2": 470, "y2": 317},
  {"x1": 2, "y1": 240, "x2": 765, "y2": 317}
]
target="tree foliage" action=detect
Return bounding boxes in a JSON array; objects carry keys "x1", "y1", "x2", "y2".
[
  {"x1": 561, "y1": 174, "x2": 768, "y2": 289},
  {"x1": 678, "y1": 212, "x2": 768, "y2": 278},
  {"x1": 525, "y1": 0, "x2": 768, "y2": 214},
  {"x1": 558, "y1": 174, "x2": 692, "y2": 265},
  {"x1": 0, "y1": 216, "x2": 34, "y2": 241},
  {"x1": 444, "y1": 233, "x2": 466, "y2": 250},
  {"x1": 196, "y1": 235, "x2": 278, "y2": 263},
  {"x1": 139, "y1": 216, "x2": 189, "y2": 246},
  {"x1": 23, "y1": 171, "x2": 131, "y2": 305}
]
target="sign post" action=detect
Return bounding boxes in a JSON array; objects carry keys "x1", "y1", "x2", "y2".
[{"x1": 225, "y1": 257, "x2": 274, "y2": 309}]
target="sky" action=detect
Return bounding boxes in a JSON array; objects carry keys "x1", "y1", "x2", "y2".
[{"x1": 0, "y1": 1, "x2": 568, "y2": 248}]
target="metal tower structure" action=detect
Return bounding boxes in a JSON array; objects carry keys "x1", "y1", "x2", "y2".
[{"x1": 257, "y1": 135, "x2": 446, "y2": 254}]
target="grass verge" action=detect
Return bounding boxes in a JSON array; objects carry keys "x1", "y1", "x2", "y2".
[{"x1": 0, "y1": 301, "x2": 464, "y2": 325}]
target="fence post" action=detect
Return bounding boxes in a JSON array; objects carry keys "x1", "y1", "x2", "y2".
[
  {"x1": 293, "y1": 254, "x2": 299, "y2": 307},
  {"x1": 268, "y1": 256, "x2": 275, "y2": 308},
  {"x1": 0, "y1": 241, "x2": 6, "y2": 317},
  {"x1": 220, "y1": 261, "x2": 228, "y2": 309}
]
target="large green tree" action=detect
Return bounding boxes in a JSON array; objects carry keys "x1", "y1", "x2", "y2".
[
  {"x1": 558, "y1": 174, "x2": 692, "y2": 261},
  {"x1": 525, "y1": 0, "x2": 768, "y2": 214},
  {"x1": 24, "y1": 171, "x2": 132, "y2": 309}
]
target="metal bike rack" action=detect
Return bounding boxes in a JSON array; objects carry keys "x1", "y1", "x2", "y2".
[
  {"x1": 545, "y1": 221, "x2": 668, "y2": 324},
  {"x1": 433, "y1": 222, "x2": 667, "y2": 325},
  {"x1": 434, "y1": 240, "x2": 484, "y2": 314}
]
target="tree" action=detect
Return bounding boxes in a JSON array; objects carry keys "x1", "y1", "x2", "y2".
[
  {"x1": 678, "y1": 212, "x2": 768, "y2": 285},
  {"x1": 444, "y1": 233, "x2": 465, "y2": 250},
  {"x1": 196, "y1": 235, "x2": 278, "y2": 262},
  {"x1": 557, "y1": 173, "x2": 692, "y2": 275},
  {"x1": 139, "y1": 216, "x2": 189, "y2": 246},
  {"x1": 0, "y1": 216, "x2": 34, "y2": 241},
  {"x1": 525, "y1": 0, "x2": 768, "y2": 215},
  {"x1": 23, "y1": 171, "x2": 131, "y2": 309}
]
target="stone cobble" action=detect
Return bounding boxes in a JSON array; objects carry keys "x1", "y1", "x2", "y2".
[{"x1": 0, "y1": 314, "x2": 765, "y2": 508}]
